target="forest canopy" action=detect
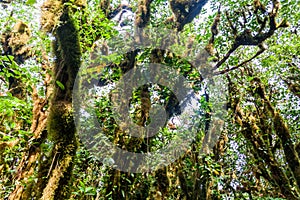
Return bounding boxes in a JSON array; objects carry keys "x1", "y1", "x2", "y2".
[{"x1": 0, "y1": 0, "x2": 299, "y2": 199}]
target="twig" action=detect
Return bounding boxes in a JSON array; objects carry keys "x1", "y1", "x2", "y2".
[
  {"x1": 47, "y1": 150, "x2": 59, "y2": 178},
  {"x1": 214, "y1": 47, "x2": 265, "y2": 75}
]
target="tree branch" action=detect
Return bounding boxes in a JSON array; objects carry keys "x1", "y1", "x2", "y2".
[{"x1": 214, "y1": 45, "x2": 266, "y2": 75}]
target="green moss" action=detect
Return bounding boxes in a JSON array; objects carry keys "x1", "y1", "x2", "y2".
[
  {"x1": 47, "y1": 101, "x2": 75, "y2": 143},
  {"x1": 53, "y1": 7, "x2": 82, "y2": 101}
]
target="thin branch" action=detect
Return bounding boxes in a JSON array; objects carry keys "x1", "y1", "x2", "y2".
[
  {"x1": 212, "y1": 45, "x2": 238, "y2": 71},
  {"x1": 214, "y1": 47, "x2": 265, "y2": 75},
  {"x1": 211, "y1": 0, "x2": 288, "y2": 73}
]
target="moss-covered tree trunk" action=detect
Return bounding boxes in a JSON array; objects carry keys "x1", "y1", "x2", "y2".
[
  {"x1": 37, "y1": 2, "x2": 81, "y2": 199},
  {"x1": 9, "y1": 0, "x2": 81, "y2": 199},
  {"x1": 6, "y1": 17, "x2": 50, "y2": 200},
  {"x1": 228, "y1": 72, "x2": 300, "y2": 199}
]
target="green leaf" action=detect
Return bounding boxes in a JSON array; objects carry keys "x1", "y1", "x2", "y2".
[
  {"x1": 85, "y1": 187, "x2": 94, "y2": 192},
  {"x1": 26, "y1": 0, "x2": 36, "y2": 5},
  {"x1": 56, "y1": 81, "x2": 65, "y2": 90}
]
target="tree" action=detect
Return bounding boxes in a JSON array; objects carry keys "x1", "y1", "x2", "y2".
[{"x1": 0, "y1": 0, "x2": 299, "y2": 199}]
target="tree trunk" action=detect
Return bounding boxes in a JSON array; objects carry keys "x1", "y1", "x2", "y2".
[{"x1": 9, "y1": 1, "x2": 81, "y2": 199}]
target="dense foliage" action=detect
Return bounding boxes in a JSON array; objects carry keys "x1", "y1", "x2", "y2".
[{"x1": 0, "y1": 0, "x2": 299, "y2": 199}]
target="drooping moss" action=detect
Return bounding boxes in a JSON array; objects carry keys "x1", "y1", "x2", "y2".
[{"x1": 41, "y1": 0, "x2": 63, "y2": 33}]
